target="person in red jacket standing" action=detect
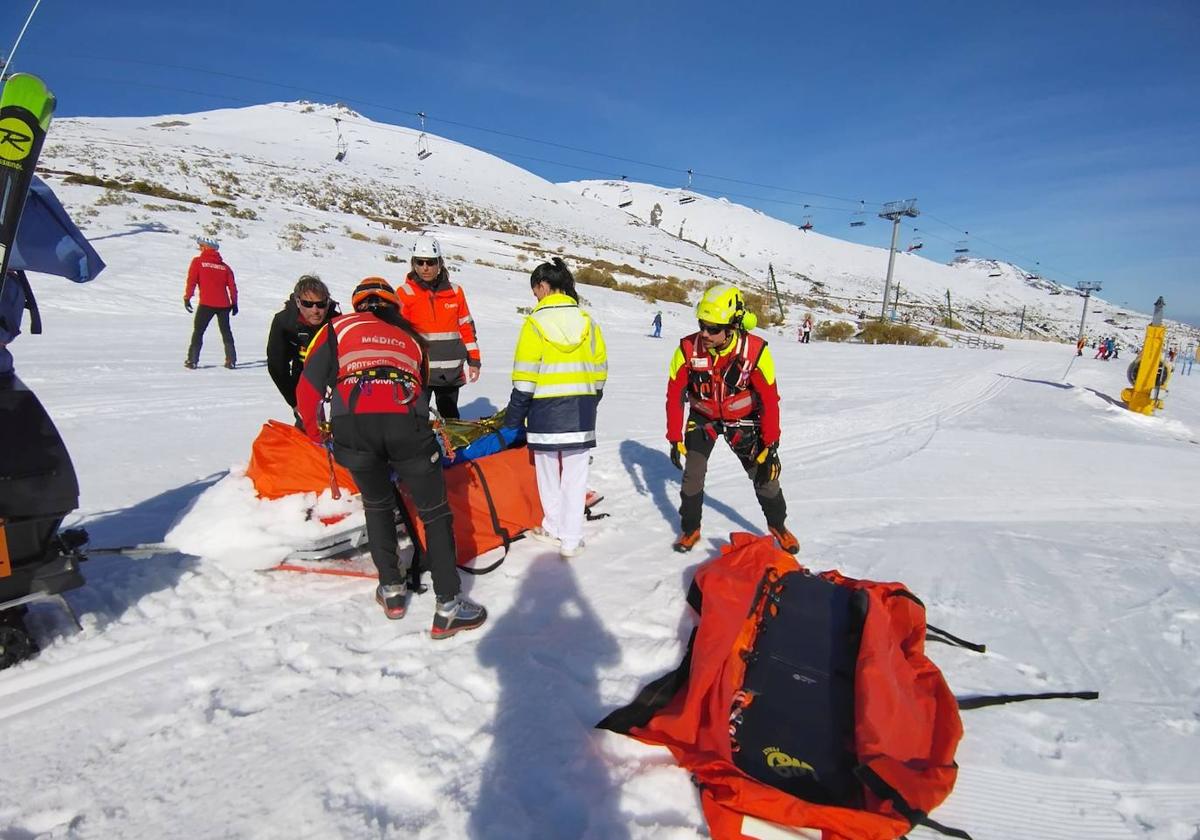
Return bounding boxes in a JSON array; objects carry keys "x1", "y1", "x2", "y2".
[
  {"x1": 666, "y1": 285, "x2": 799, "y2": 555},
  {"x1": 396, "y1": 235, "x2": 480, "y2": 418},
  {"x1": 183, "y1": 236, "x2": 238, "y2": 369},
  {"x1": 296, "y1": 277, "x2": 487, "y2": 639}
]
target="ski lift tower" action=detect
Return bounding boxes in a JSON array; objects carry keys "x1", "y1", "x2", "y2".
[
  {"x1": 878, "y1": 199, "x2": 919, "y2": 320},
  {"x1": 1075, "y1": 280, "x2": 1102, "y2": 342}
]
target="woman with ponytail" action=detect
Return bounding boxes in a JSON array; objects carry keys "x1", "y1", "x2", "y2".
[{"x1": 502, "y1": 258, "x2": 607, "y2": 559}]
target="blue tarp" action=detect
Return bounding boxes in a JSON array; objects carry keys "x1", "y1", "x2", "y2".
[
  {"x1": 2, "y1": 176, "x2": 104, "y2": 376},
  {"x1": 10, "y1": 176, "x2": 105, "y2": 283}
]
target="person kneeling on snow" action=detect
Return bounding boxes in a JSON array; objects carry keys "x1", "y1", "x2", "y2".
[
  {"x1": 501, "y1": 258, "x2": 607, "y2": 560},
  {"x1": 296, "y1": 277, "x2": 486, "y2": 638},
  {"x1": 666, "y1": 285, "x2": 800, "y2": 555}
]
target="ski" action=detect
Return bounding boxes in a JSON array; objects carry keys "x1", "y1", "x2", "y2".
[{"x1": 0, "y1": 73, "x2": 55, "y2": 322}]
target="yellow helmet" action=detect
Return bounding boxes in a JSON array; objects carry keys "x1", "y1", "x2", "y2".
[{"x1": 696, "y1": 285, "x2": 758, "y2": 330}]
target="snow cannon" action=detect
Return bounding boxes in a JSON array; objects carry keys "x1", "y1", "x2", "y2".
[{"x1": 1121, "y1": 297, "x2": 1171, "y2": 416}]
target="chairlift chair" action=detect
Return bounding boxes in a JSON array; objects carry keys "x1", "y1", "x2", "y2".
[
  {"x1": 799, "y1": 206, "x2": 813, "y2": 231},
  {"x1": 849, "y1": 200, "x2": 866, "y2": 227},
  {"x1": 618, "y1": 177, "x2": 633, "y2": 209},
  {"x1": 333, "y1": 117, "x2": 348, "y2": 162},
  {"x1": 905, "y1": 229, "x2": 923, "y2": 252},
  {"x1": 954, "y1": 233, "x2": 969, "y2": 255},
  {"x1": 679, "y1": 168, "x2": 697, "y2": 205},
  {"x1": 416, "y1": 112, "x2": 432, "y2": 160}
]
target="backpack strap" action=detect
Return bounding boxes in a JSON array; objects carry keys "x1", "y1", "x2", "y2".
[
  {"x1": 957, "y1": 691, "x2": 1099, "y2": 710},
  {"x1": 926, "y1": 623, "x2": 987, "y2": 653},
  {"x1": 455, "y1": 458, "x2": 512, "y2": 576},
  {"x1": 597, "y1": 627, "x2": 697, "y2": 733},
  {"x1": 15, "y1": 272, "x2": 41, "y2": 335},
  {"x1": 854, "y1": 765, "x2": 974, "y2": 839}
]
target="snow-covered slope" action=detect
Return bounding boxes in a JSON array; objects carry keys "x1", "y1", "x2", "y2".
[
  {"x1": 40, "y1": 102, "x2": 748, "y2": 293},
  {"x1": 565, "y1": 179, "x2": 1199, "y2": 346},
  {"x1": 2, "y1": 101, "x2": 1199, "y2": 840}
]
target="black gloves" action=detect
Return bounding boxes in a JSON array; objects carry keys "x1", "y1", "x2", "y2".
[
  {"x1": 231, "y1": 303, "x2": 239, "y2": 316},
  {"x1": 754, "y1": 443, "x2": 781, "y2": 484},
  {"x1": 183, "y1": 298, "x2": 193, "y2": 313},
  {"x1": 670, "y1": 441, "x2": 686, "y2": 470}
]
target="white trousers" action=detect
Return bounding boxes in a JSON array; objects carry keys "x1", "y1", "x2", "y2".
[{"x1": 533, "y1": 447, "x2": 590, "y2": 551}]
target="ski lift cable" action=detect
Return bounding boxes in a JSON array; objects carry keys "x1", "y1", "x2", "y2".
[
  {"x1": 71, "y1": 53, "x2": 879, "y2": 208},
  {"x1": 56, "y1": 61, "x2": 1081, "y2": 284},
  {"x1": 2, "y1": 0, "x2": 45, "y2": 75}
]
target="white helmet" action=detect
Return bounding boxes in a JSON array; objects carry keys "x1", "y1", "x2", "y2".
[
  {"x1": 411, "y1": 235, "x2": 442, "y2": 261},
  {"x1": 196, "y1": 235, "x2": 219, "y2": 249}
]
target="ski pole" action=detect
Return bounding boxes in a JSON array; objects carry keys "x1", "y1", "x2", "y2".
[
  {"x1": 319, "y1": 396, "x2": 341, "y2": 500},
  {"x1": 323, "y1": 439, "x2": 342, "y2": 501},
  {"x1": 3, "y1": 0, "x2": 46, "y2": 75}
]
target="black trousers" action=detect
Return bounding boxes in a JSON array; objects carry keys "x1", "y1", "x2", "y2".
[
  {"x1": 679, "y1": 417, "x2": 786, "y2": 533},
  {"x1": 430, "y1": 385, "x2": 461, "y2": 420},
  {"x1": 187, "y1": 305, "x2": 236, "y2": 365},
  {"x1": 332, "y1": 413, "x2": 460, "y2": 600}
]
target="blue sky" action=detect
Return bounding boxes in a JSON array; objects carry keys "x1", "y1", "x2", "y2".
[{"x1": 8, "y1": 0, "x2": 1199, "y2": 324}]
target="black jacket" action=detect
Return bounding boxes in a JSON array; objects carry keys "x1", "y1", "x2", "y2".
[{"x1": 266, "y1": 297, "x2": 340, "y2": 406}]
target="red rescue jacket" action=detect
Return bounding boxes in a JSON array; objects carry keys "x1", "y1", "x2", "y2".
[
  {"x1": 184, "y1": 247, "x2": 237, "y2": 308},
  {"x1": 295, "y1": 312, "x2": 428, "y2": 440},
  {"x1": 666, "y1": 331, "x2": 781, "y2": 444}
]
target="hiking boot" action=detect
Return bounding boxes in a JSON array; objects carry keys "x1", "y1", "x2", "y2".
[
  {"x1": 527, "y1": 526, "x2": 560, "y2": 547},
  {"x1": 375, "y1": 583, "x2": 408, "y2": 620},
  {"x1": 559, "y1": 541, "x2": 585, "y2": 560},
  {"x1": 770, "y1": 526, "x2": 801, "y2": 555},
  {"x1": 431, "y1": 594, "x2": 487, "y2": 639},
  {"x1": 673, "y1": 529, "x2": 702, "y2": 553},
  {"x1": 183, "y1": 360, "x2": 197, "y2": 369}
]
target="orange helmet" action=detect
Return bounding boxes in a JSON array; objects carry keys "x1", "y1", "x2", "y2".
[{"x1": 351, "y1": 277, "x2": 399, "y2": 311}]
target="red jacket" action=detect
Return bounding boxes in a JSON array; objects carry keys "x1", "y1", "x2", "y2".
[
  {"x1": 184, "y1": 248, "x2": 237, "y2": 308},
  {"x1": 666, "y1": 332, "x2": 781, "y2": 445},
  {"x1": 295, "y1": 312, "x2": 429, "y2": 442}
]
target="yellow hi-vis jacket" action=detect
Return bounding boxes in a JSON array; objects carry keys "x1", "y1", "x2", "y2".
[{"x1": 502, "y1": 292, "x2": 608, "y2": 450}]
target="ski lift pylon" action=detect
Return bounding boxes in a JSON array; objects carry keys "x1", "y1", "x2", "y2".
[
  {"x1": 679, "y1": 169, "x2": 696, "y2": 204},
  {"x1": 416, "y1": 112, "x2": 432, "y2": 160},
  {"x1": 333, "y1": 117, "x2": 348, "y2": 162}
]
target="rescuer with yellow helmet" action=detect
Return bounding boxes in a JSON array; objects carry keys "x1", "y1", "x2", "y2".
[{"x1": 665, "y1": 285, "x2": 799, "y2": 554}]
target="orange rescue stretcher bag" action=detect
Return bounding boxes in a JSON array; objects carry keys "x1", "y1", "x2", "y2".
[{"x1": 599, "y1": 533, "x2": 969, "y2": 840}]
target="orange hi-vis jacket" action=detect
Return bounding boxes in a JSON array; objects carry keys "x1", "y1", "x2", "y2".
[{"x1": 397, "y1": 271, "x2": 480, "y2": 387}]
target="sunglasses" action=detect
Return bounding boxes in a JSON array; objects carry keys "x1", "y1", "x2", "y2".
[
  {"x1": 698, "y1": 323, "x2": 728, "y2": 335},
  {"x1": 412, "y1": 257, "x2": 439, "y2": 267},
  {"x1": 298, "y1": 298, "x2": 329, "y2": 309}
]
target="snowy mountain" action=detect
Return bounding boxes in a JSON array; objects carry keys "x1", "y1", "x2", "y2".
[
  {"x1": 565, "y1": 179, "x2": 1199, "y2": 346},
  {"x1": 3, "y1": 101, "x2": 1199, "y2": 839}
]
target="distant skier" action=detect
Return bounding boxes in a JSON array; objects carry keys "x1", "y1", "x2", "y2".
[
  {"x1": 396, "y1": 235, "x2": 480, "y2": 419},
  {"x1": 296, "y1": 277, "x2": 487, "y2": 638},
  {"x1": 666, "y1": 285, "x2": 799, "y2": 555},
  {"x1": 800, "y1": 314, "x2": 813, "y2": 343},
  {"x1": 183, "y1": 236, "x2": 237, "y2": 369},
  {"x1": 651, "y1": 310, "x2": 662, "y2": 338},
  {"x1": 266, "y1": 274, "x2": 340, "y2": 414},
  {"x1": 1076, "y1": 336, "x2": 1086, "y2": 356}
]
